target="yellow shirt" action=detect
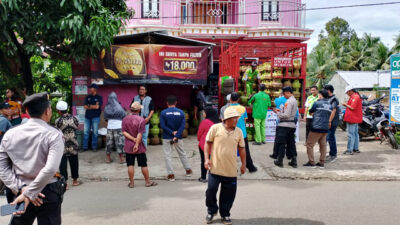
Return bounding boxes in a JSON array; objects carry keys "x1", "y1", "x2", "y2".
[{"x1": 206, "y1": 123, "x2": 245, "y2": 177}]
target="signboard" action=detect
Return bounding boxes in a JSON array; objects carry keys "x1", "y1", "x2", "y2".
[
  {"x1": 73, "y1": 76, "x2": 88, "y2": 95},
  {"x1": 274, "y1": 57, "x2": 293, "y2": 67},
  {"x1": 389, "y1": 54, "x2": 400, "y2": 123},
  {"x1": 265, "y1": 110, "x2": 300, "y2": 143},
  {"x1": 91, "y1": 44, "x2": 209, "y2": 85}
]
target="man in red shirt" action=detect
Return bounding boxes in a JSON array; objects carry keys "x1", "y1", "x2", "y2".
[
  {"x1": 122, "y1": 102, "x2": 157, "y2": 188},
  {"x1": 342, "y1": 86, "x2": 363, "y2": 155}
]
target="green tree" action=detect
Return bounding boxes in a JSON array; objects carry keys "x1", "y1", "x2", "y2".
[
  {"x1": 325, "y1": 17, "x2": 356, "y2": 42},
  {"x1": 0, "y1": 0, "x2": 129, "y2": 95}
]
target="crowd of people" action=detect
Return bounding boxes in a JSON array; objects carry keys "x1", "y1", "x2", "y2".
[{"x1": 0, "y1": 82, "x2": 364, "y2": 225}]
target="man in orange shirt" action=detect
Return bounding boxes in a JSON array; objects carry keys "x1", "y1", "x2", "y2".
[{"x1": 342, "y1": 86, "x2": 363, "y2": 155}]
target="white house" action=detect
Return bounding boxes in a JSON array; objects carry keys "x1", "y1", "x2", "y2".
[{"x1": 328, "y1": 70, "x2": 390, "y2": 103}]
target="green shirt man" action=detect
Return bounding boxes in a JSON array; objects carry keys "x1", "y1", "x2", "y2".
[
  {"x1": 248, "y1": 86, "x2": 271, "y2": 144},
  {"x1": 243, "y1": 63, "x2": 260, "y2": 96},
  {"x1": 248, "y1": 91, "x2": 271, "y2": 120}
]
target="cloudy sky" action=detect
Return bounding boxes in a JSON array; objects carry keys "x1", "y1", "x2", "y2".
[{"x1": 305, "y1": 0, "x2": 400, "y2": 52}]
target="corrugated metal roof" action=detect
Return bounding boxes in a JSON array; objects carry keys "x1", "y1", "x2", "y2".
[{"x1": 336, "y1": 70, "x2": 390, "y2": 88}]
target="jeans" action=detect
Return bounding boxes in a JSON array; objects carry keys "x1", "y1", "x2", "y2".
[
  {"x1": 83, "y1": 117, "x2": 100, "y2": 150},
  {"x1": 254, "y1": 118, "x2": 266, "y2": 143},
  {"x1": 59, "y1": 154, "x2": 79, "y2": 181},
  {"x1": 206, "y1": 173, "x2": 237, "y2": 217},
  {"x1": 143, "y1": 124, "x2": 150, "y2": 147},
  {"x1": 346, "y1": 123, "x2": 359, "y2": 152},
  {"x1": 162, "y1": 139, "x2": 191, "y2": 175},
  {"x1": 327, "y1": 125, "x2": 338, "y2": 156}
]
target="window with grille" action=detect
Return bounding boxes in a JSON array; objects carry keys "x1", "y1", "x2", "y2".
[
  {"x1": 142, "y1": 0, "x2": 159, "y2": 19},
  {"x1": 261, "y1": 0, "x2": 279, "y2": 21}
]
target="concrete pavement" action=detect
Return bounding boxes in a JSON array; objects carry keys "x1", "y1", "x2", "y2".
[
  {"x1": 77, "y1": 122, "x2": 400, "y2": 182},
  {"x1": 1, "y1": 180, "x2": 399, "y2": 225}
]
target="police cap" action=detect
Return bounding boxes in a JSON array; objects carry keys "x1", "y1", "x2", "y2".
[{"x1": 23, "y1": 92, "x2": 50, "y2": 108}]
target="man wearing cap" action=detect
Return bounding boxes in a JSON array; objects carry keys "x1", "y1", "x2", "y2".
[
  {"x1": 248, "y1": 84, "x2": 271, "y2": 145},
  {"x1": 0, "y1": 102, "x2": 12, "y2": 143},
  {"x1": 55, "y1": 101, "x2": 80, "y2": 187},
  {"x1": 243, "y1": 62, "x2": 261, "y2": 96},
  {"x1": 122, "y1": 102, "x2": 157, "y2": 188},
  {"x1": 204, "y1": 107, "x2": 246, "y2": 225},
  {"x1": 273, "y1": 86, "x2": 298, "y2": 168},
  {"x1": 83, "y1": 83, "x2": 103, "y2": 152},
  {"x1": 343, "y1": 86, "x2": 363, "y2": 155},
  {"x1": 219, "y1": 94, "x2": 231, "y2": 121},
  {"x1": 0, "y1": 92, "x2": 64, "y2": 224},
  {"x1": 229, "y1": 92, "x2": 257, "y2": 173}
]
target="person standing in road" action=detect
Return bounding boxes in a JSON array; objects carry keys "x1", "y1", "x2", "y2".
[
  {"x1": 55, "y1": 101, "x2": 81, "y2": 188},
  {"x1": 229, "y1": 92, "x2": 258, "y2": 173},
  {"x1": 0, "y1": 103, "x2": 12, "y2": 143},
  {"x1": 131, "y1": 84, "x2": 154, "y2": 147},
  {"x1": 243, "y1": 62, "x2": 260, "y2": 96},
  {"x1": 343, "y1": 86, "x2": 363, "y2": 155},
  {"x1": 303, "y1": 86, "x2": 319, "y2": 142},
  {"x1": 160, "y1": 95, "x2": 192, "y2": 181},
  {"x1": 83, "y1": 83, "x2": 103, "y2": 152},
  {"x1": 248, "y1": 84, "x2": 271, "y2": 145},
  {"x1": 197, "y1": 107, "x2": 220, "y2": 183},
  {"x1": 273, "y1": 86, "x2": 298, "y2": 168},
  {"x1": 204, "y1": 107, "x2": 246, "y2": 225},
  {"x1": 324, "y1": 85, "x2": 340, "y2": 163},
  {"x1": 0, "y1": 92, "x2": 65, "y2": 225},
  {"x1": 122, "y1": 102, "x2": 157, "y2": 189},
  {"x1": 104, "y1": 92, "x2": 126, "y2": 164},
  {"x1": 303, "y1": 90, "x2": 332, "y2": 169}
]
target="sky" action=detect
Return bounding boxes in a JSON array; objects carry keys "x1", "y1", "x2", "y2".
[{"x1": 304, "y1": 0, "x2": 400, "y2": 52}]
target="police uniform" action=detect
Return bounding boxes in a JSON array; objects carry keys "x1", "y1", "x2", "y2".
[{"x1": 0, "y1": 92, "x2": 64, "y2": 225}]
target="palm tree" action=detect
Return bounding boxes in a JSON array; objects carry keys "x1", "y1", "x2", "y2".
[{"x1": 307, "y1": 47, "x2": 336, "y2": 88}]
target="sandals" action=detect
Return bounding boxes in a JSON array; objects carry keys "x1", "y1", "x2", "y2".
[
  {"x1": 145, "y1": 181, "x2": 158, "y2": 187},
  {"x1": 128, "y1": 183, "x2": 134, "y2": 188}
]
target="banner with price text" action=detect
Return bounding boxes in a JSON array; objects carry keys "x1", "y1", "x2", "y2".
[{"x1": 90, "y1": 44, "x2": 209, "y2": 85}]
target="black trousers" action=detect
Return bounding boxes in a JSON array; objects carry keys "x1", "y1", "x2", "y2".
[
  {"x1": 276, "y1": 126, "x2": 297, "y2": 160},
  {"x1": 306, "y1": 118, "x2": 313, "y2": 141},
  {"x1": 199, "y1": 147, "x2": 208, "y2": 180},
  {"x1": 244, "y1": 138, "x2": 257, "y2": 171},
  {"x1": 59, "y1": 154, "x2": 79, "y2": 181},
  {"x1": 10, "y1": 184, "x2": 62, "y2": 225},
  {"x1": 206, "y1": 173, "x2": 237, "y2": 217}
]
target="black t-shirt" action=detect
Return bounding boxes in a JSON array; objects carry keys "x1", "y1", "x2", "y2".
[{"x1": 84, "y1": 95, "x2": 103, "y2": 119}]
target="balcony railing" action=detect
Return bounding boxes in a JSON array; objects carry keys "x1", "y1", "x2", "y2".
[{"x1": 180, "y1": 0, "x2": 245, "y2": 25}]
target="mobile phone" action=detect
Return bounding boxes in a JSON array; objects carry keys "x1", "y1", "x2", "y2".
[{"x1": 1, "y1": 202, "x2": 25, "y2": 216}]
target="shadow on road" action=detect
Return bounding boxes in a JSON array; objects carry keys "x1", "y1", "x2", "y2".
[{"x1": 233, "y1": 217, "x2": 325, "y2": 225}]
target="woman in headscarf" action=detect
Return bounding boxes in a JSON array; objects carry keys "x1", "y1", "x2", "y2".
[
  {"x1": 104, "y1": 92, "x2": 126, "y2": 163},
  {"x1": 4, "y1": 88, "x2": 22, "y2": 126},
  {"x1": 197, "y1": 107, "x2": 220, "y2": 183}
]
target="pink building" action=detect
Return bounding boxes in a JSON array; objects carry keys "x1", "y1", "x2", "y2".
[{"x1": 124, "y1": 0, "x2": 312, "y2": 48}]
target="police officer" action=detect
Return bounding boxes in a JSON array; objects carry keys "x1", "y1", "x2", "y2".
[
  {"x1": 0, "y1": 92, "x2": 64, "y2": 225},
  {"x1": 272, "y1": 86, "x2": 299, "y2": 168}
]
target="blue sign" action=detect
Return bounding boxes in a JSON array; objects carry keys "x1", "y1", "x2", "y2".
[{"x1": 389, "y1": 54, "x2": 400, "y2": 124}]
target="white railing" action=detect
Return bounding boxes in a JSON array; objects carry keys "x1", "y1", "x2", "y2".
[{"x1": 180, "y1": 0, "x2": 245, "y2": 25}]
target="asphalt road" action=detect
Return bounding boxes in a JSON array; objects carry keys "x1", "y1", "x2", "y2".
[{"x1": 1, "y1": 180, "x2": 399, "y2": 225}]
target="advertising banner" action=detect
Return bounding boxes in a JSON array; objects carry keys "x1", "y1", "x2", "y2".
[
  {"x1": 265, "y1": 110, "x2": 300, "y2": 143},
  {"x1": 390, "y1": 54, "x2": 400, "y2": 124},
  {"x1": 91, "y1": 44, "x2": 209, "y2": 85}
]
